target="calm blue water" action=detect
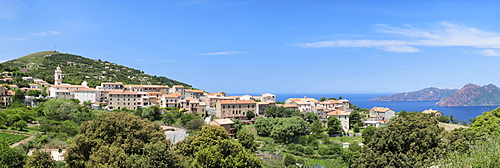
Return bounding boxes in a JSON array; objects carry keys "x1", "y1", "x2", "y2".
[{"x1": 229, "y1": 93, "x2": 499, "y2": 123}]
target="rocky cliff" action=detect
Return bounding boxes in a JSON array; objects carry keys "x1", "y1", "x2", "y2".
[
  {"x1": 436, "y1": 83, "x2": 500, "y2": 106},
  {"x1": 370, "y1": 87, "x2": 457, "y2": 101}
]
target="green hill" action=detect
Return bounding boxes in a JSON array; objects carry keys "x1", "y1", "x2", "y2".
[{"x1": 0, "y1": 51, "x2": 193, "y2": 88}]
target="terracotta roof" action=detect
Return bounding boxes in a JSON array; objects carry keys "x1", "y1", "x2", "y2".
[
  {"x1": 184, "y1": 97, "x2": 198, "y2": 101},
  {"x1": 29, "y1": 84, "x2": 39, "y2": 86},
  {"x1": 163, "y1": 94, "x2": 180, "y2": 98},
  {"x1": 50, "y1": 85, "x2": 86, "y2": 88},
  {"x1": 172, "y1": 93, "x2": 182, "y2": 96},
  {"x1": 327, "y1": 110, "x2": 349, "y2": 116},
  {"x1": 422, "y1": 109, "x2": 443, "y2": 114},
  {"x1": 210, "y1": 119, "x2": 235, "y2": 125},
  {"x1": 148, "y1": 92, "x2": 162, "y2": 94},
  {"x1": 370, "y1": 107, "x2": 392, "y2": 112},
  {"x1": 257, "y1": 102, "x2": 270, "y2": 105},
  {"x1": 220, "y1": 100, "x2": 256, "y2": 104},
  {"x1": 109, "y1": 91, "x2": 139, "y2": 95},
  {"x1": 72, "y1": 88, "x2": 98, "y2": 92},
  {"x1": 190, "y1": 90, "x2": 204, "y2": 93},
  {"x1": 173, "y1": 85, "x2": 184, "y2": 88},
  {"x1": 277, "y1": 104, "x2": 298, "y2": 108}
]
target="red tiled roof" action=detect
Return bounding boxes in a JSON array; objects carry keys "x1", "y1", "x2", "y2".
[{"x1": 220, "y1": 100, "x2": 256, "y2": 104}]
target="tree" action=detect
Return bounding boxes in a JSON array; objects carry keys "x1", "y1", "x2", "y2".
[
  {"x1": 231, "y1": 119, "x2": 243, "y2": 134},
  {"x1": 185, "y1": 119, "x2": 205, "y2": 133},
  {"x1": 14, "y1": 120, "x2": 27, "y2": 131},
  {"x1": 0, "y1": 140, "x2": 26, "y2": 167},
  {"x1": 64, "y1": 112, "x2": 178, "y2": 168},
  {"x1": 302, "y1": 112, "x2": 319, "y2": 124},
  {"x1": 461, "y1": 119, "x2": 467, "y2": 126},
  {"x1": 141, "y1": 105, "x2": 161, "y2": 121},
  {"x1": 236, "y1": 129, "x2": 257, "y2": 152},
  {"x1": 26, "y1": 90, "x2": 41, "y2": 97},
  {"x1": 450, "y1": 114, "x2": 459, "y2": 124},
  {"x1": 25, "y1": 150, "x2": 55, "y2": 168},
  {"x1": 354, "y1": 114, "x2": 445, "y2": 167},
  {"x1": 83, "y1": 100, "x2": 92, "y2": 107},
  {"x1": 246, "y1": 110, "x2": 255, "y2": 120},
  {"x1": 180, "y1": 113, "x2": 201, "y2": 126},
  {"x1": 270, "y1": 117, "x2": 308, "y2": 143},
  {"x1": 469, "y1": 107, "x2": 500, "y2": 135},
  {"x1": 320, "y1": 97, "x2": 326, "y2": 102},
  {"x1": 436, "y1": 136, "x2": 500, "y2": 167},
  {"x1": 438, "y1": 115, "x2": 450, "y2": 123},
  {"x1": 349, "y1": 110, "x2": 362, "y2": 128},
  {"x1": 162, "y1": 112, "x2": 176, "y2": 125},
  {"x1": 264, "y1": 105, "x2": 299, "y2": 118},
  {"x1": 398, "y1": 110, "x2": 408, "y2": 118},
  {"x1": 283, "y1": 154, "x2": 296, "y2": 167},
  {"x1": 254, "y1": 117, "x2": 276, "y2": 136},
  {"x1": 311, "y1": 120, "x2": 323, "y2": 136},
  {"x1": 13, "y1": 89, "x2": 25, "y2": 103},
  {"x1": 327, "y1": 116, "x2": 341, "y2": 135},
  {"x1": 41, "y1": 98, "x2": 81, "y2": 121},
  {"x1": 318, "y1": 143, "x2": 342, "y2": 156},
  {"x1": 362, "y1": 126, "x2": 377, "y2": 143},
  {"x1": 176, "y1": 125, "x2": 262, "y2": 167}
]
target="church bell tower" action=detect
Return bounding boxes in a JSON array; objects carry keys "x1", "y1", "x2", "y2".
[{"x1": 54, "y1": 66, "x2": 62, "y2": 85}]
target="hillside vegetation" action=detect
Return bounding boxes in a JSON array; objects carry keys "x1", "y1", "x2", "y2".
[{"x1": 0, "y1": 51, "x2": 193, "y2": 88}]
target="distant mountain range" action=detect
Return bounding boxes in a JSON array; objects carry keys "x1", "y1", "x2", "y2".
[
  {"x1": 0, "y1": 51, "x2": 194, "y2": 88},
  {"x1": 371, "y1": 84, "x2": 500, "y2": 107},
  {"x1": 369, "y1": 87, "x2": 457, "y2": 102}
]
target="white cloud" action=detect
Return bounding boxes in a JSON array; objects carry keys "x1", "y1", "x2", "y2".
[
  {"x1": 298, "y1": 22, "x2": 500, "y2": 53},
  {"x1": 477, "y1": 49, "x2": 500, "y2": 56},
  {"x1": 32, "y1": 31, "x2": 60, "y2": 36},
  {"x1": 198, "y1": 51, "x2": 248, "y2": 55}
]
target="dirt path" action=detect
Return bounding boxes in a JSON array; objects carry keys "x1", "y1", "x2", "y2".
[
  {"x1": 0, "y1": 130, "x2": 36, "y2": 148},
  {"x1": 439, "y1": 123, "x2": 468, "y2": 131}
]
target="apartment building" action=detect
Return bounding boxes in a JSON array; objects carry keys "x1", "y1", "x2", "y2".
[{"x1": 215, "y1": 100, "x2": 256, "y2": 119}]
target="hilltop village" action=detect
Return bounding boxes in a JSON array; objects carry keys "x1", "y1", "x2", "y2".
[
  {"x1": 1, "y1": 67, "x2": 406, "y2": 132},
  {"x1": 0, "y1": 65, "x2": 490, "y2": 168}
]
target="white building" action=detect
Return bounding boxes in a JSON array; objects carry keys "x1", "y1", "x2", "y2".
[
  {"x1": 72, "y1": 88, "x2": 101, "y2": 103},
  {"x1": 369, "y1": 107, "x2": 395, "y2": 123},
  {"x1": 328, "y1": 110, "x2": 350, "y2": 132}
]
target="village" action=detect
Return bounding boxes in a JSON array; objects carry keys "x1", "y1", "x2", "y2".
[{"x1": 1, "y1": 67, "x2": 445, "y2": 136}]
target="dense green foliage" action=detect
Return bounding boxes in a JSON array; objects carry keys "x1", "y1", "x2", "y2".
[
  {"x1": 175, "y1": 125, "x2": 262, "y2": 168},
  {"x1": 354, "y1": 114, "x2": 444, "y2": 167},
  {"x1": 0, "y1": 140, "x2": 26, "y2": 167},
  {"x1": 1, "y1": 51, "x2": 193, "y2": 88},
  {"x1": 264, "y1": 105, "x2": 300, "y2": 118},
  {"x1": 64, "y1": 112, "x2": 178, "y2": 168},
  {"x1": 255, "y1": 117, "x2": 308, "y2": 143},
  {"x1": 0, "y1": 132, "x2": 29, "y2": 145},
  {"x1": 327, "y1": 116, "x2": 341, "y2": 134},
  {"x1": 25, "y1": 150, "x2": 55, "y2": 168},
  {"x1": 361, "y1": 126, "x2": 375, "y2": 143}
]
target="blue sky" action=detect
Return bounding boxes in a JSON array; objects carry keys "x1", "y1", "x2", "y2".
[{"x1": 1, "y1": 0, "x2": 500, "y2": 94}]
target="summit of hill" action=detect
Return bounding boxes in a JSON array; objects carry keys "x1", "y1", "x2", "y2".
[{"x1": 0, "y1": 51, "x2": 193, "y2": 88}]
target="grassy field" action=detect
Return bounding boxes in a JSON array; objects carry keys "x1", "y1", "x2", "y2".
[{"x1": 0, "y1": 132, "x2": 29, "y2": 145}]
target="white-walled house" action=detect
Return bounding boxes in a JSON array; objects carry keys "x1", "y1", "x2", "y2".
[
  {"x1": 328, "y1": 110, "x2": 350, "y2": 132},
  {"x1": 369, "y1": 107, "x2": 395, "y2": 123},
  {"x1": 72, "y1": 88, "x2": 101, "y2": 103}
]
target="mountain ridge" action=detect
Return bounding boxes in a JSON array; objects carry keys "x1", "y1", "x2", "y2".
[
  {"x1": 369, "y1": 87, "x2": 457, "y2": 101},
  {"x1": 371, "y1": 83, "x2": 500, "y2": 106}
]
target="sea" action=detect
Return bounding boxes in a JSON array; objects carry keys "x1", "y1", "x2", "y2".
[{"x1": 228, "y1": 93, "x2": 500, "y2": 124}]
